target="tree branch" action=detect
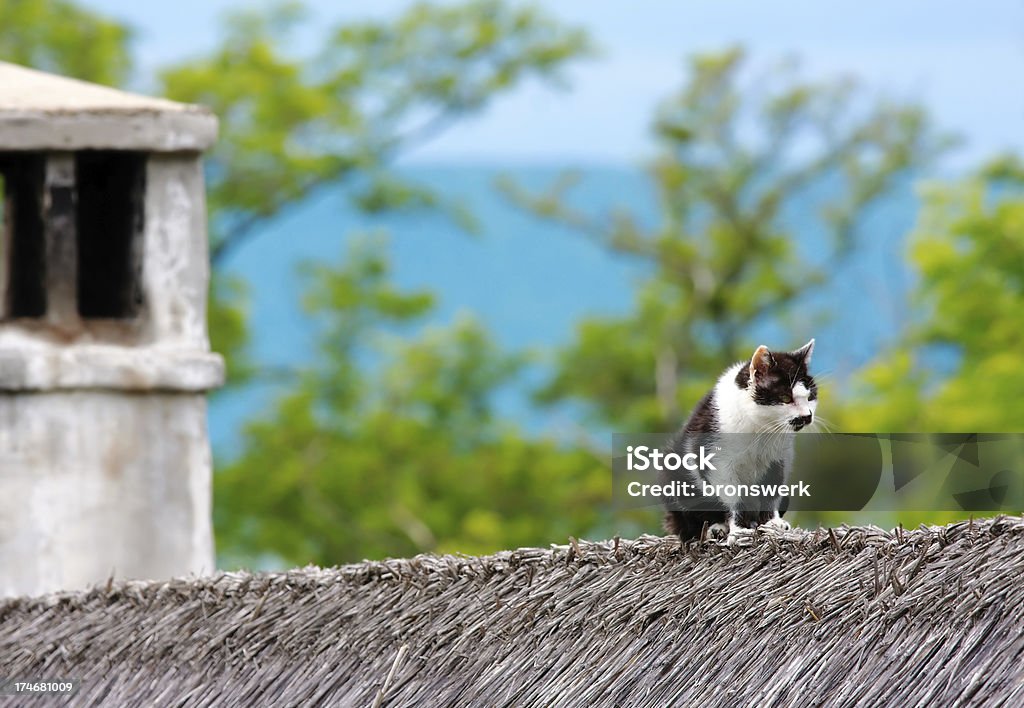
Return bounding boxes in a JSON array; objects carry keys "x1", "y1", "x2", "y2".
[{"x1": 210, "y1": 105, "x2": 468, "y2": 268}]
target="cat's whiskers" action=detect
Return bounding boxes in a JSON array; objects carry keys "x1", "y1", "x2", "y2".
[
  {"x1": 753, "y1": 418, "x2": 786, "y2": 445},
  {"x1": 811, "y1": 413, "x2": 836, "y2": 424},
  {"x1": 809, "y1": 369, "x2": 836, "y2": 387},
  {"x1": 809, "y1": 414, "x2": 838, "y2": 434},
  {"x1": 752, "y1": 418, "x2": 793, "y2": 451}
]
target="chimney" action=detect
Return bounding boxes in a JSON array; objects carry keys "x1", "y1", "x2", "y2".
[{"x1": 0, "y1": 62, "x2": 222, "y2": 597}]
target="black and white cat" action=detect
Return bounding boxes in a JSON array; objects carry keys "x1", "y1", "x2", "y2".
[{"x1": 662, "y1": 339, "x2": 817, "y2": 544}]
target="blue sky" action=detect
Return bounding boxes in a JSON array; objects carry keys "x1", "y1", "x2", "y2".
[{"x1": 84, "y1": 0, "x2": 1024, "y2": 167}]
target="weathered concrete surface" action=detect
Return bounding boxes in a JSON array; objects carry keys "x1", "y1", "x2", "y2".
[
  {"x1": 0, "y1": 392, "x2": 214, "y2": 598},
  {"x1": 141, "y1": 155, "x2": 215, "y2": 348},
  {"x1": 0, "y1": 112, "x2": 217, "y2": 152},
  {"x1": 0, "y1": 343, "x2": 223, "y2": 392},
  {"x1": 0, "y1": 62, "x2": 216, "y2": 150}
]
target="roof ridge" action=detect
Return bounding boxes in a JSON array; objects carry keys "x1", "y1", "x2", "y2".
[{"x1": 4, "y1": 516, "x2": 1021, "y2": 609}]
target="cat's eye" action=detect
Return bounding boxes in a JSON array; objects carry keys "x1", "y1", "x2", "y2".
[{"x1": 780, "y1": 394, "x2": 793, "y2": 404}]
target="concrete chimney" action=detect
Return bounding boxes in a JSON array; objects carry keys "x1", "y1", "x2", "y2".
[{"x1": 0, "y1": 62, "x2": 222, "y2": 597}]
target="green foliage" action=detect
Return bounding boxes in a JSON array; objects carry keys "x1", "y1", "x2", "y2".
[
  {"x1": 804, "y1": 156, "x2": 1024, "y2": 530},
  {"x1": 207, "y1": 275, "x2": 254, "y2": 383},
  {"x1": 158, "y1": 0, "x2": 590, "y2": 385},
  {"x1": 152, "y1": 1, "x2": 599, "y2": 565},
  {"x1": 215, "y1": 236, "x2": 608, "y2": 567},
  {"x1": 0, "y1": 0, "x2": 133, "y2": 85},
  {"x1": 504, "y1": 48, "x2": 950, "y2": 431},
  {"x1": 159, "y1": 0, "x2": 591, "y2": 265},
  {"x1": 842, "y1": 156, "x2": 1024, "y2": 432}
]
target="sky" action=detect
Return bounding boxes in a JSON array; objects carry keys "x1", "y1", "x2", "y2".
[{"x1": 83, "y1": 0, "x2": 1024, "y2": 167}]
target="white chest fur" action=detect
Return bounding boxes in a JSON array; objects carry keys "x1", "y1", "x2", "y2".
[{"x1": 704, "y1": 363, "x2": 795, "y2": 487}]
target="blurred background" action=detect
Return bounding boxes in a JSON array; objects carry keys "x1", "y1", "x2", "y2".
[{"x1": 4, "y1": 0, "x2": 1022, "y2": 569}]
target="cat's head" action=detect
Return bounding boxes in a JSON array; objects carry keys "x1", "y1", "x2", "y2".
[{"x1": 735, "y1": 339, "x2": 817, "y2": 430}]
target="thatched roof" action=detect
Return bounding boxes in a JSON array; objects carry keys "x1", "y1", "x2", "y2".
[{"x1": 2, "y1": 517, "x2": 1023, "y2": 707}]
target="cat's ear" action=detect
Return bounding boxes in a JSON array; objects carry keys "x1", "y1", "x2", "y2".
[
  {"x1": 793, "y1": 338, "x2": 815, "y2": 366},
  {"x1": 749, "y1": 345, "x2": 775, "y2": 382}
]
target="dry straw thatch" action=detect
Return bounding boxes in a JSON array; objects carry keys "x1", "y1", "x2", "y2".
[{"x1": 2, "y1": 517, "x2": 1023, "y2": 707}]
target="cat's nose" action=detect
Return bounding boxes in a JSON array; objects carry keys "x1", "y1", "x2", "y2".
[{"x1": 790, "y1": 414, "x2": 812, "y2": 430}]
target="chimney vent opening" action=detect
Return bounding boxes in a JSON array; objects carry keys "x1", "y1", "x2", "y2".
[
  {"x1": 76, "y1": 151, "x2": 146, "y2": 319},
  {"x1": 0, "y1": 153, "x2": 48, "y2": 320}
]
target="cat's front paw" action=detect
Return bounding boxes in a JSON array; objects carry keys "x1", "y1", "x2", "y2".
[
  {"x1": 726, "y1": 522, "x2": 755, "y2": 546},
  {"x1": 763, "y1": 515, "x2": 791, "y2": 532},
  {"x1": 706, "y1": 522, "x2": 729, "y2": 541}
]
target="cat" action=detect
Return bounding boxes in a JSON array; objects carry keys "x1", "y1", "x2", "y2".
[{"x1": 661, "y1": 339, "x2": 817, "y2": 544}]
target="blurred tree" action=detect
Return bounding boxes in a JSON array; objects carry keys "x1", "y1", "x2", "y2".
[
  {"x1": 503, "y1": 49, "x2": 951, "y2": 431},
  {"x1": 154, "y1": 1, "x2": 600, "y2": 564},
  {"x1": 215, "y1": 235, "x2": 609, "y2": 566},
  {"x1": 159, "y1": 0, "x2": 591, "y2": 379},
  {"x1": 162, "y1": 1, "x2": 589, "y2": 266},
  {"x1": 793, "y1": 155, "x2": 1024, "y2": 531},
  {"x1": 842, "y1": 154, "x2": 1024, "y2": 432},
  {"x1": 0, "y1": 0, "x2": 133, "y2": 85}
]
